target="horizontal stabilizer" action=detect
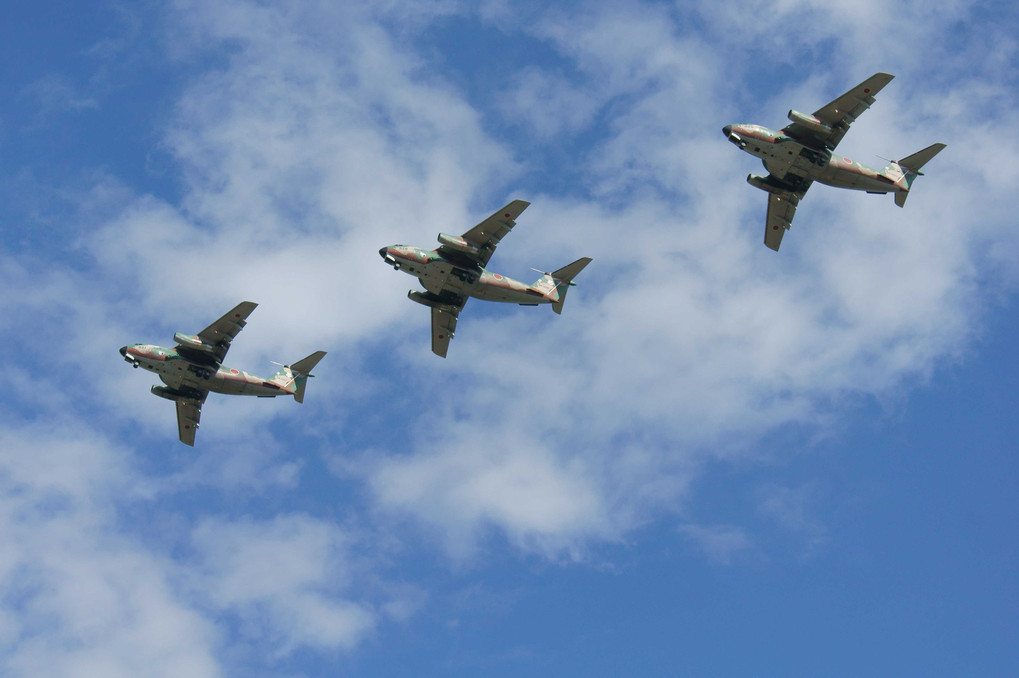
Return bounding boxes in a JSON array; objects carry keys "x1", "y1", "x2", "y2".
[
  {"x1": 551, "y1": 257, "x2": 593, "y2": 286},
  {"x1": 892, "y1": 143, "x2": 945, "y2": 208},
  {"x1": 286, "y1": 350, "x2": 326, "y2": 403},
  {"x1": 290, "y1": 350, "x2": 327, "y2": 376},
  {"x1": 550, "y1": 257, "x2": 593, "y2": 315},
  {"x1": 898, "y1": 142, "x2": 946, "y2": 173}
]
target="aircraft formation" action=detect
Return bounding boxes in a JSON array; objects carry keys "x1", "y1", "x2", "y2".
[{"x1": 122, "y1": 73, "x2": 945, "y2": 444}]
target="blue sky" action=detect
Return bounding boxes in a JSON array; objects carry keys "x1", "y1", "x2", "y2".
[{"x1": 1, "y1": 1, "x2": 1017, "y2": 676}]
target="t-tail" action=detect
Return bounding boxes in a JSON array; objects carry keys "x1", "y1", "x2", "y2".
[
  {"x1": 890, "y1": 142, "x2": 946, "y2": 207},
  {"x1": 532, "y1": 257, "x2": 593, "y2": 315},
  {"x1": 270, "y1": 350, "x2": 327, "y2": 403}
]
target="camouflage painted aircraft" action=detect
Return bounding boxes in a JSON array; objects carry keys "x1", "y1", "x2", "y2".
[
  {"x1": 120, "y1": 301, "x2": 326, "y2": 445},
  {"x1": 723, "y1": 72, "x2": 946, "y2": 250},
  {"x1": 379, "y1": 200, "x2": 592, "y2": 357}
]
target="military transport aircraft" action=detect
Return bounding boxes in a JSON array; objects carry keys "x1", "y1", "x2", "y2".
[
  {"x1": 120, "y1": 301, "x2": 325, "y2": 445},
  {"x1": 723, "y1": 72, "x2": 946, "y2": 250},
  {"x1": 380, "y1": 200, "x2": 592, "y2": 357}
]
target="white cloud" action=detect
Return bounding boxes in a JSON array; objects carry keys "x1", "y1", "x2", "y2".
[
  {"x1": 2, "y1": 5, "x2": 1017, "y2": 671},
  {"x1": 697, "y1": 0, "x2": 974, "y2": 70},
  {"x1": 757, "y1": 482, "x2": 828, "y2": 558},
  {"x1": 499, "y1": 67, "x2": 601, "y2": 138},
  {"x1": 82, "y1": 2, "x2": 521, "y2": 372},
  {"x1": 368, "y1": 430, "x2": 610, "y2": 559},
  {"x1": 0, "y1": 424, "x2": 222, "y2": 678},
  {"x1": 188, "y1": 515, "x2": 377, "y2": 654},
  {"x1": 351, "y1": 0, "x2": 1018, "y2": 558},
  {"x1": 679, "y1": 523, "x2": 754, "y2": 565},
  {"x1": 21, "y1": 74, "x2": 98, "y2": 122}
]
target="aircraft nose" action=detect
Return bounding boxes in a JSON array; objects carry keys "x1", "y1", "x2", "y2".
[
  {"x1": 380, "y1": 246, "x2": 401, "y2": 269},
  {"x1": 722, "y1": 125, "x2": 732, "y2": 138},
  {"x1": 120, "y1": 346, "x2": 128, "y2": 357}
]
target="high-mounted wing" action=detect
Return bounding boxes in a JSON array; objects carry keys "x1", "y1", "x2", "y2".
[
  {"x1": 441, "y1": 200, "x2": 530, "y2": 267},
  {"x1": 431, "y1": 305, "x2": 462, "y2": 358},
  {"x1": 783, "y1": 73, "x2": 894, "y2": 151},
  {"x1": 175, "y1": 394, "x2": 206, "y2": 446},
  {"x1": 764, "y1": 189, "x2": 807, "y2": 252},
  {"x1": 191, "y1": 301, "x2": 258, "y2": 363}
]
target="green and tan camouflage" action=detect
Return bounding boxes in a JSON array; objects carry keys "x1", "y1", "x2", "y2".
[
  {"x1": 723, "y1": 73, "x2": 946, "y2": 250},
  {"x1": 120, "y1": 302, "x2": 326, "y2": 445},
  {"x1": 380, "y1": 200, "x2": 592, "y2": 357}
]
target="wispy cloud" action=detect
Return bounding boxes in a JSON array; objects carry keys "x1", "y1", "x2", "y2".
[
  {"x1": 188, "y1": 515, "x2": 377, "y2": 654},
  {"x1": 757, "y1": 482, "x2": 829, "y2": 558},
  {"x1": 680, "y1": 523, "x2": 754, "y2": 565},
  {"x1": 0, "y1": 424, "x2": 221, "y2": 678},
  {"x1": 1, "y1": 0, "x2": 1016, "y2": 672}
]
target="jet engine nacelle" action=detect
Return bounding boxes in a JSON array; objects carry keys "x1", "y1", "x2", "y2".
[
  {"x1": 151, "y1": 385, "x2": 204, "y2": 401},
  {"x1": 437, "y1": 233, "x2": 481, "y2": 256},
  {"x1": 151, "y1": 385, "x2": 182, "y2": 401},
  {"x1": 787, "y1": 109, "x2": 832, "y2": 136},
  {"x1": 408, "y1": 290, "x2": 459, "y2": 313},
  {"x1": 747, "y1": 174, "x2": 789, "y2": 196},
  {"x1": 174, "y1": 333, "x2": 216, "y2": 352}
]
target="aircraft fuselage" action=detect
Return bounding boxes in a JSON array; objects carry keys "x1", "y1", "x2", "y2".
[
  {"x1": 724, "y1": 124, "x2": 906, "y2": 194},
  {"x1": 379, "y1": 246, "x2": 556, "y2": 306},
  {"x1": 120, "y1": 345, "x2": 291, "y2": 397}
]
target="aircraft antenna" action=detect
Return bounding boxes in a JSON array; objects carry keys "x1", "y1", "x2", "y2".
[
  {"x1": 271, "y1": 360, "x2": 315, "y2": 377},
  {"x1": 530, "y1": 267, "x2": 576, "y2": 289}
]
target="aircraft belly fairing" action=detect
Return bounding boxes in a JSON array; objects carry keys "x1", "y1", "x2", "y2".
[{"x1": 419, "y1": 261, "x2": 455, "y2": 295}]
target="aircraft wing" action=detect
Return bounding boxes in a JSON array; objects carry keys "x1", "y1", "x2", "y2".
[
  {"x1": 443, "y1": 200, "x2": 530, "y2": 267},
  {"x1": 431, "y1": 305, "x2": 462, "y2": 358},
  {"x1": 194, "y1": 301, "x2": 258, "y2": 363},
  {"x1": 783, "y1": 72, "x2": 894, "y2": 150},
  {"x1": 764, "y1": 190, "x2": 806, "y2": 252},
  {"x1": 175, "y1": 395, "x2": 205, "y2": 446}
]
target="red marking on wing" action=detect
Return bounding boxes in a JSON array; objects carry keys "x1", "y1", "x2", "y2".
[
  {"x1": 504, "y1": 213, "x2": 510, "y2": 217},
  {"x1": 864, "y1": 88, "x2": 871, "y2": 93}
]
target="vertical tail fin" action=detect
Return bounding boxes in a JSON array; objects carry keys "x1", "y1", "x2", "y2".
[
  {"x1": 533, "y1": 257, "x2": 592, "y2": 315},
  {"x1": 892, "y1": 142, "x2": 946, "y2": 208},
  {"x1": 271, "y1": 350, "x2": 327, "y2": 403}
]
